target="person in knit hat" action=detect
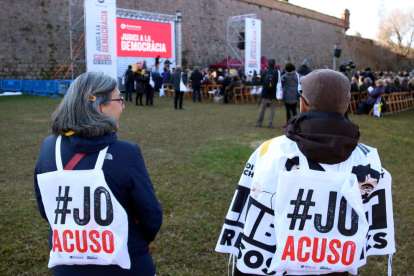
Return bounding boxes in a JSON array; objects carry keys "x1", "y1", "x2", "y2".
[
  {"x1": 297, "y1": 58, "x2": 312, "y2": 76},
  {"x1": 216, "y1": 68, "x2": 395, "y2": 276}
]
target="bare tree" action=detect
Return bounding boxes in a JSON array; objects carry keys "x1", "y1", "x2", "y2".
[{"x1": 378, "y1": 8, "x2": 414, "y2": 69}]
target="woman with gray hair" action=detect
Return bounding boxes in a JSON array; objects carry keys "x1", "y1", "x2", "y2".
[{"x1": 34, "y1": 72, "x2": 162, "y2": 276}]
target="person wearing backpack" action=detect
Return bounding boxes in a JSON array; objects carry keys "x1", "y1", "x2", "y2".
[{"x1": 253, "y1": 59, "x2": 280, "y2": 129}]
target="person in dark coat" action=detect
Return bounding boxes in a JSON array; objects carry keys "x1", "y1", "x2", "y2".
[
  {"x1": 351, "y1": 77, "x2": 359, "y2": 93},
  {"x1": 125, "y1": 65, "x2": 134, "y2": 102},
  {"x1": 162, "y1": 68, "x2": 171, "y2": 84},
  {"x1": 390, "y1": 77, "x2": 402, "y2": 93},
  {"x1": 282, "y1": 63, "x2": 300, "y2": 122},
  {"x1": 357, "y1": 79, "x2": 385, "y2": 114},
  {"x1": 224, "y1": 75, "x2": 241, "y2": 104},
  {"x1": 170, "y1": 65, "x2": 187, "y2": 110},
  {"x1": 365, "y1": 67, "x2": 377, "y2": 84},
  {"x1": 401, "y1": 78, "x2": 410, "y2": 92},
  {"x1": 297, "y1": 59, "x2": 312, "y2": 76},
  {"x1": 219, "y1": 74, "x2": 231, "y2": 97},
  {"x1": 190, "y1": 66, "x2": 203, "y2": 102},
  {"x1": 145, "y1": 71, "x2": 155, "y2": 106},
  {"x1": 35, "y1": 72, "x2": 162, "y2": 276},
  {"x1": 252, "y1": 75, "x2": 261, "y2": 86},
  {"x1": 384, "y1": 80, "x2": 392, "y2": 94},
  {"x1": 134, "y1": 69, "x2": 147, "y2": 107},
  {"x1": 253, "y1": 59, "x2": 280, "y2": 128}
]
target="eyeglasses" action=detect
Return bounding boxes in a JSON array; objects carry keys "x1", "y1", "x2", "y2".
[
  {"x1": 110, "y1": 97, "x2": 124, "y2": 106},
  {"x1": 297, "y1": 90, "x2": 309, "y2": 106}
]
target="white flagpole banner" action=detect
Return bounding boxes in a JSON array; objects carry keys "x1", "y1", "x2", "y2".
[
  {"x1": 245, "y1": 18, "x2": 261, "y2": 76},
  {"x1": 85, "y1": 0, "x2": 117, "y2": 80}
]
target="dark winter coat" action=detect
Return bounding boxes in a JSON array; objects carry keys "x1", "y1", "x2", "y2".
[
  {"x1": 190, "y1": 70, "x2": 203, "y2": 88},
  {"x1": 226, "y1": 80, "x2": 241, "y2": 96},
  {"x1": 171, "y1": 69, "x2": 187, "y2": 91},
  {"x1": 351, "y1": 83, "x2": 359, "y2": 93},
  {"x1": 282, "y1": 71, "x2": 300, "y2": 104},
  {"x1": 134, "y1": 73, "x2": 147, "y2": 94},
  {"x1": 220, "y1": 78, "x2": 231, "y2": 96},
  {"x1": 125, "y1": 69, "x2": 134, "y2": 84},
  {"x1": 359, "y1": 83, "x2": 369, "y2": 92},
  {"x1": 297, "y1": 65, "x2": 311, "y2": 76},
  {"x1": 34, "y1": 134, "x2": 162, "y2": 276},
  {"x1": 366, "y1": 71, "x2": 377, "y2": 84},
  {"x1": 390, "y1": 83, "x2": 402, "y2": 93},
  {"x1": 366, "y1": 85, "x2": 384, "y2": 105}
]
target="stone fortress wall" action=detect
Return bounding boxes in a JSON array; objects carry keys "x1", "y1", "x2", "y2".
[{"x1": 0, "y1": 0, "x2": 407, "y2": 81}]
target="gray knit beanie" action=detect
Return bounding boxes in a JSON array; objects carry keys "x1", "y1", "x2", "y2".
[{"x1": 301, "y1": 69, "x2": 351, "y2": 113}]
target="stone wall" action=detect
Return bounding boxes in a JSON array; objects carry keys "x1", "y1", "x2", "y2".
[{"x1": 0, "y1": 0, "x2": 406, "y2": 81}]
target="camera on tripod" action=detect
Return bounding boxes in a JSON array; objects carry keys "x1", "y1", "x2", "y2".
[{"x1": 339, "y1": 60, "x2": 356, "y2": 72}]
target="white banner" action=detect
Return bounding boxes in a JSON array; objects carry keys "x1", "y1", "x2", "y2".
[
  {"x1": 245, "y1": 18, "x2": 261, "y2": 76},
  {"x1": 85, "y1": 0, "x2": 117, "y2": 80}
]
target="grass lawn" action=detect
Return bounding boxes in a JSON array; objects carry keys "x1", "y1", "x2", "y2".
[{"x1": 0, "y1": 94, "x2": 413, "y2": 275}]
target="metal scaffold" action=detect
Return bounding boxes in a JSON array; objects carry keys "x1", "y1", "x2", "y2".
[
  {"x1": 69, "y1": 0, "x2": 86, "y2": 79},
  {"x1": 227, "y1": 14, "x2": 256, "y2": 70}
]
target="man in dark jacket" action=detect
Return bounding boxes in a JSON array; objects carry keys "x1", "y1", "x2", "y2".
[
  {"x1": 253, "y1": 59, "x2": 279, "y2": 128},
  {"x1": 190, "y1": 66, "x2": 203, "y2": 102},
  {"x1": 297, "y1": 59, "x2": 312, "y2": 76},
  {"x1": 170, "y1": 65, "x2": 187, "y2": 110},
  {"x1": 365, "y1": 67, "x2": 377, "y2": 84},
  {"x1": 125, "y1": 65, "x2": 134, "y2": 102}
]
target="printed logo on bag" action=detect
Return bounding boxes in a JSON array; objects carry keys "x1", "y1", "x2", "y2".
[
  {"x1": 279, "y1": 188, "x2": 359, "y2": 266},
  {"x1": 52, "y1": 186, "x2": 115, "y2": 254}
]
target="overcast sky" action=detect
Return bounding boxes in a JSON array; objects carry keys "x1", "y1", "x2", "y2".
[{"x1": 288, "y1": 0, "x2": 414, "y2": 40}]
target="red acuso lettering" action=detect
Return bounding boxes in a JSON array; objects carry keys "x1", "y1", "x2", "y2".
[
  {"x1": 281, "y1": 236, "x2": 356, "y2": 266},
  {"x1": 52, "y1": 229, "x2": 114, "y2": 254}
]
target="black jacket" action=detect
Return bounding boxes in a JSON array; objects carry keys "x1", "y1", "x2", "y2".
[
  {"x1": 134, "y1": 73, "x2": 147, "y2": 94},
  {"x1": 125, "y1": 69, "x2": 134, "y2": 84},
  {"x1": 297, "y1": 65, "x2": 311, "y2": 76},
  {"x1": 261, "y1": 67, "x2": 279, "y2": 99},
  {"x1": 170, "y1": 70, "x2": 187, "y2": 91},
  {"x1": 220, "y1": 78, "x2": 231, "y2": 96},
  {"x1": 190, "y1": 70, "x2": 203, "y2": 88}
]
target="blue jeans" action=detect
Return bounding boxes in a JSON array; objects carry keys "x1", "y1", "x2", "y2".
[{"x1": 193, "y1": 87, "x2": 201, "y2": 102}]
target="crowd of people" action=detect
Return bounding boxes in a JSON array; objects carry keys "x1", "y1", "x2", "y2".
[{"x1": 123, "y1": 57, "x2": 414, "y2": 121}]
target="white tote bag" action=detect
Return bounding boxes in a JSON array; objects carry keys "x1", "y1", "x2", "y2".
[
  {"x1": 149, "y1": 73, "x2": 155, "y2": 88},
  {"x1": 268, "y1": 148, "x2": 369, "y2": 275},
  {"x1": 276, "y1": 70, "x2": 283, "y2": 100},
  {"x1": 295, "y1": 72, "x2": 302, "y2": 91},
  {"x1": 179, "y1": 72, "x2": 187, "y2": 92},
  {"x1": 37, "y1": 136, "x2": 131, "y2": 269},
  {"x1": 159, "y1": 85, "x2": 165, "y2": 97},
  {"x1": 373, "y1": 98, "x2": 381, "y2": 117},
  {"x1": 251, "y1": 86, "x2": 257, "y2": 95}
]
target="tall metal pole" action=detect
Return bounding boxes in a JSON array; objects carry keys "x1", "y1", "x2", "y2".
[
  {"x1": 176, "y1": 11, "x2": 182, "y2": 67},
  {"x1": 69, "y1": 0, "x2": 74, "y2": 80}
]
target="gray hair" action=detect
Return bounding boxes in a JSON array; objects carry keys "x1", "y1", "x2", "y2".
[{"x1": 50, "y1": 72, "x2": 118, "y2": 137}]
